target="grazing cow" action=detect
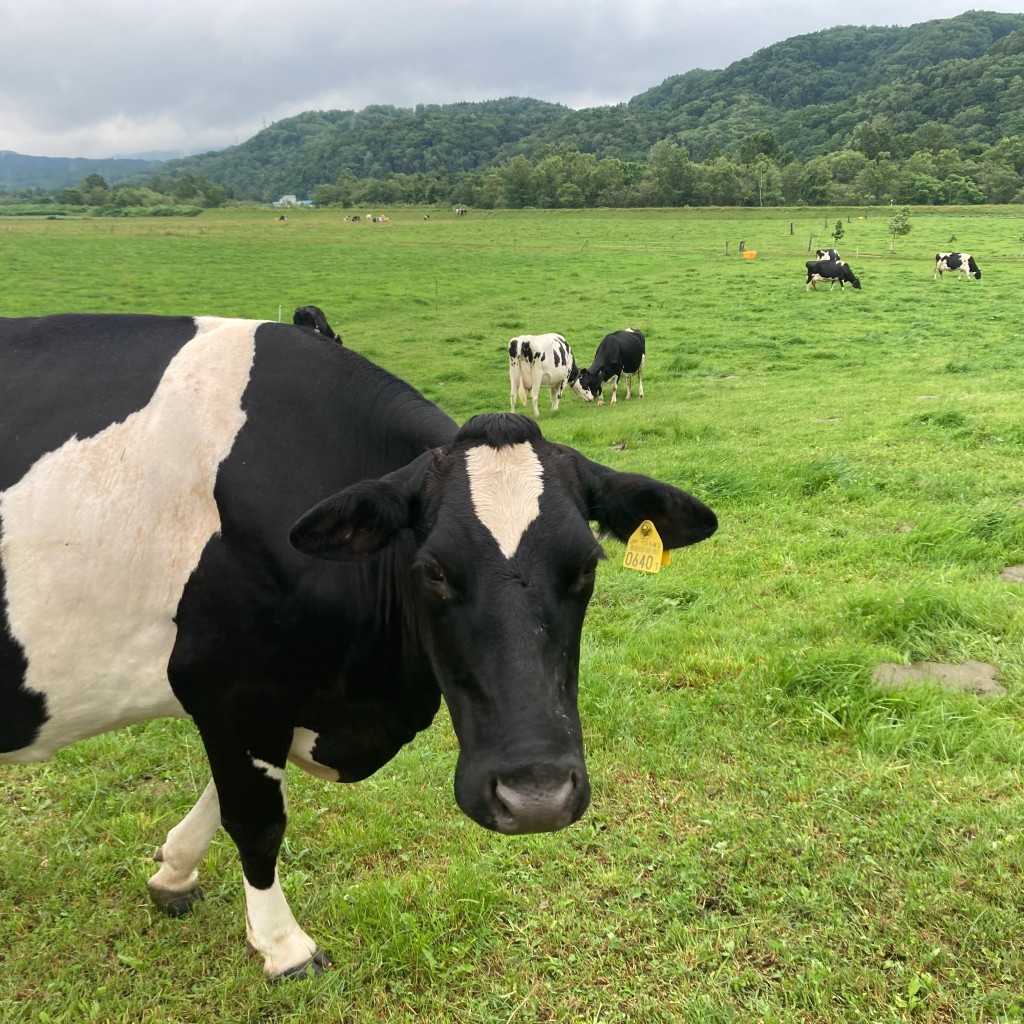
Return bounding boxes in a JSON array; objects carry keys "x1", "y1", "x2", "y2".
[
  {"x1": 292, "y1": 305, "x2": 342, "y2": 343},
  {"x1": 805, "y1": 259, "x2": 862, "y2": 291},
  {"x1": 578, "y1": 329, "x2": 646, "y2": 406},
  {"x1": 0, "y1": 314, "x2": 717, "y2": 979},
  {"x1": 933, "y1": 252, "x2": 981, "y2": 280},
  {"x1": 509, "y1": 333, "x2": 592, "y2": 416},
  {"x1": 815, "y1": 248, "x2": 841, "y2": 261}
]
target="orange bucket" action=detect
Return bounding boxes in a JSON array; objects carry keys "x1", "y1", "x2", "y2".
[{"x1": 742, "y1": 250, "x2": 758, "y2": 260}]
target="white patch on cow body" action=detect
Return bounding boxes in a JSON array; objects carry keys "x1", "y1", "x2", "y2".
[
  {"x1": 288, "y1": 727, "x2": 342, "y2": 781},
  {"x1": 465, "y1": 442, "x2": 543, "y2": 559},
  {"x1": 252, "y1": 757, "x2": 286, "y2": 783},
  {"x1": 0, "y1": 317, "x2": 260, "y2": 762}
]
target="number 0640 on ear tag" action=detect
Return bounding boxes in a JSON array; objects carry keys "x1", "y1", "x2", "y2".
[{"x1": 623, "y1": 520, "x2": 670, "y2": 574}]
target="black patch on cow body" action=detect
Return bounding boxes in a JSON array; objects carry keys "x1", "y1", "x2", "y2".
[
  {"x1": 168, "y1": 323, "x2": 457, "y2": 778},
  {"x1": 0, "y1": 601, "x2": 42, "y2": 753},
  {"x1": 0, "y1": 314, "x2": 199, "y2": 492}
]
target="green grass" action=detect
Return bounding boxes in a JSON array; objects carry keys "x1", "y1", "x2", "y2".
[{"x1": 1, "y1": 206, "x2": 1024, "y2": 1022}]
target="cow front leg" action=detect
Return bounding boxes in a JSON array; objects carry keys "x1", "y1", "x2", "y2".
[
  {"x1": 203, "y1": 727, "x2": 330, "y2": 979},
  {"x1": 609, "y1": 373, "x2": 620, "y2": 405},
  {"x1": 551, "y1": 382, "x2": 565, "y2": 411},
  {"x1": 148, "y1": 778, "x2": 220, "y2": 915}
]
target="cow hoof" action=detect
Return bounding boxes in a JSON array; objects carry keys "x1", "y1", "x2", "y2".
[
  {"x1": 148, "y1": 882, "x2": 204, "y2": 917},
  {"x1": 275, "y1": 949, "x2": 334, "y2": 981}
]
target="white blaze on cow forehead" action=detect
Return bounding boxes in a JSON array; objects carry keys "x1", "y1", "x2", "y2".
[
  {"x1": 465, "y1": 442, "x2": 544, "y2": 559},
  {"x1": 0, "y1": 317, "x2": 260, "y2": 760}
]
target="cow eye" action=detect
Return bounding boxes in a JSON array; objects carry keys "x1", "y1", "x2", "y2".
[
  {"x1": 417, "y1": 558, "x2": 456, "y2": 601},
  {"x1": 423, "y1": 560, "x2": 446, "y2": 584}
]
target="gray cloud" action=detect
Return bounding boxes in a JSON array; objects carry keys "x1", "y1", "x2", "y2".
[{"x1": 1, "y1": 1, "x2": 1020, "y2": 158}]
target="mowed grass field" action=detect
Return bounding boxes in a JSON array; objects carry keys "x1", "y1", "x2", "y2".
[{"x1": 1, "y1": 206, "x2": 1024, "y2": 1023}]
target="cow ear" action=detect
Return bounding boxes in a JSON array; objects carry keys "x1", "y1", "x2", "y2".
[
  {"x1": 565, "y1": 449, "x2": 718, "y2": 550},
  {"x1": 290, "y1": 480, "x2": 413, "y2": 561},
  {"x1": 290, "y1": 453, "x2": 432, "y2": 561}
]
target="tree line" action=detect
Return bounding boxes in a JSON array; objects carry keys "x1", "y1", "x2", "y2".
[
  {"x1": 6, "y1": 133, "x2": 1024, "y2": 214},
  {"x1": 310, "y1": 133, "x2": 1024, "y2": 209},
  {"x1": 3, "y1": 172, "x2": 228, "y2": 216}
]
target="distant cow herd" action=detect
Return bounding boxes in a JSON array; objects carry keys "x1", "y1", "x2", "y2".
[{"x1": 804, "y1": 246, "x2": 982, "y2": 293}]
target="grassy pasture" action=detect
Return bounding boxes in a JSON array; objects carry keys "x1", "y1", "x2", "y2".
[{"x1": 1, "y1": 206, "x2": 1024, "y2": 1023}]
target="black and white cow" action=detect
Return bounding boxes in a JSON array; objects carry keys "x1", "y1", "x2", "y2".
[
  {"x1": 814, "y1": 248, "x2": 841, "y2": 261},
  {"x1": 0, "y1": 314, "x2": 717, "y2": 979},
  {"x1": 508, "y1": 333, "x2": 592, "y2": 416},
  {"x1": 578, "y1": 329, "x2": 646, "y2": 406},
  {"x1": 805, "y1": 259, "x2": 862, "y2": 291},
  {"x1": 292, "y1": 304, "x2": 342, "y2": 343},
  {"x1": 933, "y1": 252, "x2": 981, "y2": 280}
]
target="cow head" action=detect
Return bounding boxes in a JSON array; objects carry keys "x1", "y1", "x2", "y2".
[
  {"x1": 576, "y1": 368, "x2": 602, "y2": 403},
  {"x1": 290, "y1": 414, "x2": 716, "y2": 835},
  {"x1": 567, "y1": 362, "x2": 594, "y2": 403}
]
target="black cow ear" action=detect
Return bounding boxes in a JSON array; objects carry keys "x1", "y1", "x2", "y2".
[
  {"x1": 290, "y1": 452, "x2": 433, "y2": 561},
  {"x1": 290, "y1": 480, "x2": 412, "y2": 560},
  {"x1": 565, "y1": 449, "x2": 718, "y2": 550}
]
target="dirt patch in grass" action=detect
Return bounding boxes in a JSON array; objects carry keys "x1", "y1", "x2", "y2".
[{"x1": 872, "y1": 660, "x2": 1006, "y2": 697}]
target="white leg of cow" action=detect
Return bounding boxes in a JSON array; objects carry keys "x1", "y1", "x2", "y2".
[
  {"x1": 148, "y1": 778, "x2": 221, "y2": 915},
  {"x1": 244, "y1": 870, "x2": 325, "y2": 979},
  {"x1": 624, "y1": 374, "x2": 633, "y2": 401},
  {"x1": 550, "y1": 384, "x2": 561, "y2": 412},
  {"x1": 609, "y1": 373, "x2": 620, "y2": 405},
  {"x1": 637, "y1": 355, "x2": 645, "y2": 398},
  {"x1": 531, "y1": 380, "x2": 542, "y2": 417},
  {"x1": 234, "y1": 764, "x2": 330, "y2": 978}
]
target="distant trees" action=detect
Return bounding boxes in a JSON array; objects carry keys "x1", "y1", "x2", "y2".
[
  {"x1": 15, "y1": 171, "x2": 229, "y2": 214},
  {"x1": 298, "y1": 133, "x2": 1024, "y2": 210}
]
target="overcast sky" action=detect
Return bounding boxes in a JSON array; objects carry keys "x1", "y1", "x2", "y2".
[{"x1": 3, "y1": 2, "x2": 1022, "y2": 160}]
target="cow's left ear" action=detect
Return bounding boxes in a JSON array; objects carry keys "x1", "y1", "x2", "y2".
[
  {"x1": 290, "y1": 453, "x2": 431, "y2": 561},
  {"x1": 562, "y1": 448, "x2": 718, "y2": 550}
]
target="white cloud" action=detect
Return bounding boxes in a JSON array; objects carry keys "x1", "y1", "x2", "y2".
[{"x1": 1, "y1": 1, "x2": 1021, "y2": 158}]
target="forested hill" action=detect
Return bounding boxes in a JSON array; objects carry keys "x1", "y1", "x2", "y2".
[
  {"x1": 619, "y1": 10, "x2": 1024, "y2": 160},
  {"x1": 0, "y1": 151, "x2": 163, "y2": 192},
  {"x1": 161, "y1": 98, "x2": 572, "y2": 200},
  {"x1": 157, "y1": 10, "x2": 1024, "y2": 200}
]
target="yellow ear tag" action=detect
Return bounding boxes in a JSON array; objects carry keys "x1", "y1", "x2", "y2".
[{"x1": 623, "y1": 520, "x2": 667, "y2": 574}]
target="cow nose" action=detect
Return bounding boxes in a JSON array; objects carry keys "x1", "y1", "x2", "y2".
[{"x1": 490, "y1": 768, "x2": 587, "y2": 834}]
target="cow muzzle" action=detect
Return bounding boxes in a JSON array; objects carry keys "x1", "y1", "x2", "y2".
[{"x1": 465, "y1": 762, "x2": 590, "y2": 834}]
